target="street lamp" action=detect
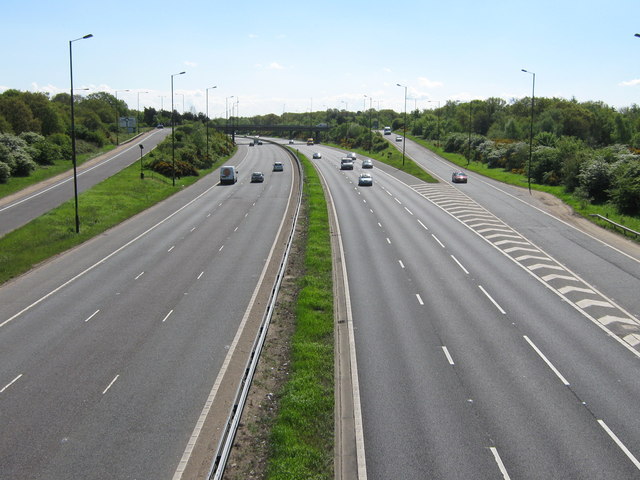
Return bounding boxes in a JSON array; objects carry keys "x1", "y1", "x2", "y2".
[
  {"x1": 364, "y1": 95, "x2": 372, "y2": 151},
  {"x1": 137, "y1": 90, "x2": 148, "y2": 135},
  {"x1": 139, "y1": 144, "x2": 144, "y2": 179},
  {"x1": 69, "y1": 33, "x2": 93, "y2": 234},
  {"x1": 171, "y1": 71, "x2": 186, "y2": 186},
  {"x1": 206, "y1": 85, "x2": 217, "y2": 161},
  {"x1": 115, "y1": 89, "x2": 130, "y2": 145},
  {"x1": 522, "y1": 69, "x2": 535, "y2": 194},
  {"x1": 397, "y1": 83, "x2": 407, "y2": 166},
  {"x1": 225, "y1": 95, "x2": 234, "y2": 135},
  {"x1": 428, "y1": 100, "x2": 441, "y2": 147}
]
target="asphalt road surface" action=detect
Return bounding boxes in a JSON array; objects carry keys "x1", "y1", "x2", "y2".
[
  {"x1": 0, "y1": 141, "x2": 296, "y2": 479},
  {"x1": 295, "y1": 139, "x2": 640, "y2": 480}
]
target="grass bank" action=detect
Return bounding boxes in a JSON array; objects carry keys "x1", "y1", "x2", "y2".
[
  {"x1": 407, "y1": 134, "x2": 640, "y2": 236},
  {"x1": 0, "y1": 159, "x2": 225, "y2": 285},
  {"x1": 266, "y1": 150, "x2": 334, "y2": 479}
]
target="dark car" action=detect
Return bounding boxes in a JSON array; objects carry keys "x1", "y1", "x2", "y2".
[
  {"x1": 251, "y1": 172, "x2": 264, "y2": 183},
  {"x1": 452, "y1": 171, "x2": 468, "y2": 183}
]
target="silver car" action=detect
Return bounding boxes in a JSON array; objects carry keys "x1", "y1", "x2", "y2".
[{"x1": 358, "y1": 173, "x2": 373, "y2": 186}]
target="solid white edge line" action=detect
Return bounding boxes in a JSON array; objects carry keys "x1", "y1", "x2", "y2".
[
  {"x1": 1, "y1": 179, "x2": 222, "y2": 329},
  {"x1": 441, "y1": 346, "x2": 455, "y2": 365},
  {"x1": 523, "y1": 335, "x2": 570, "y2": 386},
  {"x1": 490, "y1": 447, "x2": 512, "y2": 480},
  {"x1": 478, "y1": 285, "x2": 506, "y2": 314},
  {"x1": 315, "y1": 166, "x2": 368, "y2": 479},
  {"x1": 1, "y1": 374, "x2": 23, "y2": 393},
  {"x1": 598, "y1": 419, "x2": 640, "y2": 471}
]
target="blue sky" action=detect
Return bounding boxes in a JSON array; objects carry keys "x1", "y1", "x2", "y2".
[{"x1": 2, "y1": 0, "x2": 640, "y2": 117}]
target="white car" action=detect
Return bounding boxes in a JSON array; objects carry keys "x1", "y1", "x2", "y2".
[
  {"x1": 362, "y1": 159, "x2": 373, "y2": 169},
  {"x1": 358, "y1": 173, "x2": 373, "y2": 186},
  {"x1": 313, "y1": 152, "x2": 322, "y2": 159},
  {"x1": 273, "y1": 161, "x2": 284, "y2": 172}
]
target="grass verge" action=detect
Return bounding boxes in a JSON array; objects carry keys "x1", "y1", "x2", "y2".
[
  {"x1": 0, "y1": 159, "x2": 225, "y2": 285},
  {"x1": 265, "y1": 150, "x2": 334, "y2": 479},
  {"x1": 407, "y1": 134, "x2": 640, "y2": 237}
]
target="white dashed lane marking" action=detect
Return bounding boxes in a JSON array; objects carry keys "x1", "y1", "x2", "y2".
[{"x1": 411, "y1": 182, "x2": 640, "y2": 353}]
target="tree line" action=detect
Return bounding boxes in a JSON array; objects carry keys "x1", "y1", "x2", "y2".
[
  {"x1": 243, "y1": 98, "x2": 640, "y2": 216},
  {"x1": 0, "y1": 89, "x2": 229, "y2": 184}
]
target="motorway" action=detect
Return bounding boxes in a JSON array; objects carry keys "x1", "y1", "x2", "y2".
[
  {"x1": 289, "y1": 140, "x2": 640, "y2": 479},
  {"x1": 0, "y1": 127, "x2": 171, "y2": 237},
  {"x1": 0, "y1": 140, "x2": 297, "y2": 479}
]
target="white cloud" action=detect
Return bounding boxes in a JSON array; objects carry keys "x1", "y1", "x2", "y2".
[
  {"x1": 418, "y1": 77, "x2": 443, "y2": 88},
  {"x1": 184, "y1": 61, "x2": 198, "y2": 67},
  {"x1": 268, "y1": 62, "x2": 285, "y2": 70},
  {"x1": 619, "y1": 79, "x2": 640, "y2": 87}
]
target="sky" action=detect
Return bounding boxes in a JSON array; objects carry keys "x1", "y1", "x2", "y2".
[{"x1": 2, "y1": 0, "x2": 640, "y2": 118}]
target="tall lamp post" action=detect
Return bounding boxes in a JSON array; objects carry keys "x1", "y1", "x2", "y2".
[
  {"x1": 225, "y1": 95, "x2": 234, "y2": 135},
  {"x1": 171, "y1": 71, "x2": 186, "y2": 186},
  {"x1": 428, "y1": 100, "x2": 441, "y2": 148},
  {"x1": 522, "y1": 69, "x2": 535, "y2": 193},
  {"x1": 69, "y1": 33, "x2": 93, "y2": 234},
  {"x1": 206, "y1": 85, "x2": 217, "y2": 161},
  {"x1": 397, "y1": 83, "x2": 407, "y2": 166},
  {"x1": 136, "y1": 90, "x2": 148, "y2": 135},
  {"x1": 115, "y1": 89, "x2": 130, "y2": 145}
]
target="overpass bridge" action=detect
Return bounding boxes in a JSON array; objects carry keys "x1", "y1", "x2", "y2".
[{"x1": 212, "y1": 124, "x2": 330, "y2": 142}]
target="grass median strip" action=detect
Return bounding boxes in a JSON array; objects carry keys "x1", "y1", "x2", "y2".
[{"x1": 265, "y1": 150, "x2": 334, "y2": 479}]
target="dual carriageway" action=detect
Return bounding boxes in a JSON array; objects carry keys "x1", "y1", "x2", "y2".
[{"x1": 1, "y1": 131, "x2": 640, "y2": 479}]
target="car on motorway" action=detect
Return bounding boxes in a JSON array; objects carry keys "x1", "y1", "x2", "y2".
[
  {"x1": 250, "y1": 172, "x2": 264, "y2": 183},
  {"x1": 220, "y1": 165, "x2": 238, "y2": 184},
  {"x1": 346, "y1": 152, "x2": 357, "y2": 161},
  {"x1": 288, "y1": 139, "x2": 294, "y2": 144},
  {"x1": 156, "y1": 124, "x2": 164, "y2": 129},
  {"x1": 362, "y1": 159, "x2": 373, "y2": 169},
  {"x1": 358, "y1": 173, "x2": 373, "y2": 186},
  {"x1": 273, "y1": 161, "x2": 284, "y2": 172},
  {"x1": 340, "y1": 158, "x2": 354, "y2": 170},
  {"x1": 313, "y1": 152, "x2": 322, "y2": 159},
  {"x1": 452, "y1": 171, "x2": 468, "y2": 183},
  {"x1": 249, "y1": 141, "x2": 254, "y2": 146},
  {"x1": 396, "y1": 136, "x2": 402, "y2": 142},
  {"x1": 257, "y1": 140, "x2": 263, "y2": 145}
]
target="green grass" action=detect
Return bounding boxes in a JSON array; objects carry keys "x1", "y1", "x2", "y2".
[
  {"x1": 0, "y1": 159, "x2": 226, "y2": 285},
  {"x1": 266, "y1": 150, "x2": 334, "y2": 480},
  {"x1": 407, "y1": 134, "x2": 640, "y2": 237}
]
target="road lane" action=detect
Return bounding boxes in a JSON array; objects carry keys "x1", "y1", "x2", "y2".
[
  {"x1": 0, "y1": 143, "x2": 296, "y2": 479},
  {"x1": 305, "y1": 143, "x2": 640, "y2": 479},
  {"x1": 0, "y1": 128, "x2": 171, "y2": 236}
]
